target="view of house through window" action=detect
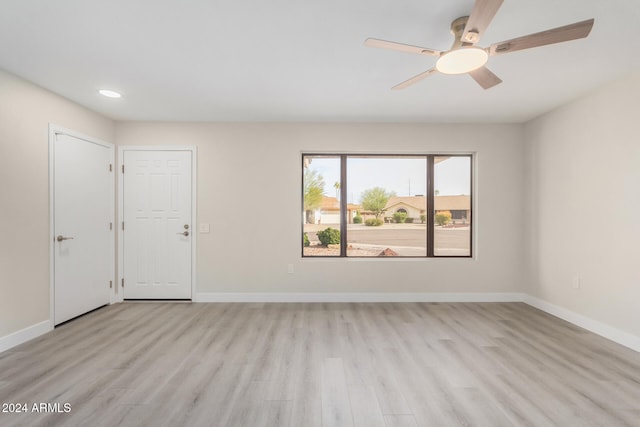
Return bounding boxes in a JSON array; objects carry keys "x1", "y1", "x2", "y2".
[
  {"x1": 302, "y1": 154, "x2": 472, "y2": 257},
  {"x1": 346, "y1": 156, "x2": 427, "y2": 257}
]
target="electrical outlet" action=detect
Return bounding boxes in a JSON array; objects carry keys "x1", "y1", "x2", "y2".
[
  {"x1": 572, "y1": 276, "x2": 581, "y2": 289},
  {"x1": 287, "y1": 264, "x2": 294, "y2": 274}
]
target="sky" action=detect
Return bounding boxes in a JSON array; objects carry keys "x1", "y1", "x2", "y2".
[{"x1": 306, "y1": 156, "x2": 470, "y2": 204}]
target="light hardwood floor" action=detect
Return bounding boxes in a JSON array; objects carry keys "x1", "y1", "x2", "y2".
[{"x1": 1, "y1": 302, "x2": 639, "y2": 426}]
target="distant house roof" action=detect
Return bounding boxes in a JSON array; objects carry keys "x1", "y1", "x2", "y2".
[
  {"x1": 384, "y1": 195, "x2": 470, "y2": 212},
  {"x1": 320, "y1": 196, "x2": 360, "y2": 211},
  {"x1": 385, "y1": 196, "x2": 426, "y2": 212},
  {"x1": 435, "y1": 195, "x2": 470, "y2": 211}
]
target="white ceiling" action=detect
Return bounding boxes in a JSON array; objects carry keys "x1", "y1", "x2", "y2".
[{"x1": 2, "y1": 0, "x2": 639, "y2": 123}]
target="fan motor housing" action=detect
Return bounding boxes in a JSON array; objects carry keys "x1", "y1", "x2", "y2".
[{"x1": 451, "y1": 16, "x2": 479, "y2": 48}]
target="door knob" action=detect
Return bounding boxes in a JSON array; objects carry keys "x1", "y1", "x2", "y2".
[
  {"x1": 177, "y1": 231, "x2": 189, "y2": 236},
  {"x1": 56, "y1": 235, "x2": 74, "y2": 242}
]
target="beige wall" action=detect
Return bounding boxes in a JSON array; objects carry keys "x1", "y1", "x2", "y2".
[
  {"x1": 116, "y1": 122, "x2": 525, "y2": 295},
  {"x1": 387, "y1": 203, "x2": 422, "y2": 220},
  {"x1": 524, "y1": 70, "x2": 640, "y2": 338},
  {"x1": 0, "y1": 69, "x2": 115, "y2": 337}
]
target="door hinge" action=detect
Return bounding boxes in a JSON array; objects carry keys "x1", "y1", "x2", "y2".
[
  {"x1": 121, "y1": 278, "x2": 125, "y2": 288},
  {"x1": 109, "y1": 163, "x2": 113, "y2": 172},
  {"x1": 121, "y1": 164, "x2": 125, "y2": 173},
  {"x1": 109, "y1": 222, "x2": 113, "y2": 231},
  {"x1": 122, "y1": 222, "x2": 125, "y2": 231},
  {"x1": 109, "y1": 280, "x2": 113, "y2": 289}
]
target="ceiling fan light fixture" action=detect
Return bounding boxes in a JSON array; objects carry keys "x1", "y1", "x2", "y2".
[{"x1": 435, "y1": 47, "x2": 488, "y2": 75}]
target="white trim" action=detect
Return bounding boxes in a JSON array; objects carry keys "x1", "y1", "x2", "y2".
[
  {"x1": 49, "y1": 124, "x2": 116, "y2": 327},
  {"x1": 117, "y1": 147, "x2": 124, "y2": 302},
  {"x1": 118, "y1": 146, "x2": 198, "y2": 302},
  {"x1": 0, "y1": 321, "x2": 51, "y2": 354},
  {"x1": 522, "y1": 295, "x2": 640, "y2": 353},
  {"x1": 195, "y1": 292, "x2": 524, "y2": 303}
]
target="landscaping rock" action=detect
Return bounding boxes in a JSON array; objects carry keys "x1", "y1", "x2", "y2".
[{"x1": 378, "y1": 248, "x2": 399, "y2": 256}]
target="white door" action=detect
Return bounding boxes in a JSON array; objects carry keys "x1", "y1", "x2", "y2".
[
  {"x1": 53, "y1": 133, "x2": 113, "y2": 325},
  {"x1": 122, "y1": 150, "x2": 193, "y2": 299}
]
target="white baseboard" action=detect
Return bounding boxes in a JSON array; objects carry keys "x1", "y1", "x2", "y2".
[
  {"x1": 0, "y1": 320, "x2": 52, "y2": 354},
  {"x1": 195, "y1": 292, "x2": 524, "y2": 303},
  {"x1": 522, "y1": 295, "x2": 640, "y2": 353}
]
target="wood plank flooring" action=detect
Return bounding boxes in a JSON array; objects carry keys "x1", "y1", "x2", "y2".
[{"x1": 1, "y1": 302, "x2": 639, "y2": 426}]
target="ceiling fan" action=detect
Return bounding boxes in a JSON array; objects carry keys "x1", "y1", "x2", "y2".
[{"x1": 364, "y1": 0, "x2": 594, "y2": 90}]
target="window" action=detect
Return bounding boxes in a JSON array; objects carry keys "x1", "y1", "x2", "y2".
[
  {"x1": 302, "y1": 156, "x2": 341, "y2": 257},
  {"x1": 434, "y1": 156, "x2": 471, "y2": 256},
  {"x1": 302, "y1": 154, "x2": 472, "y2": 258}
]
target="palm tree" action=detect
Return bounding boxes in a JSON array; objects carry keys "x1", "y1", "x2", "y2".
[{"x1": 334, "y1": 181, "x2": 340, "y2": 199}]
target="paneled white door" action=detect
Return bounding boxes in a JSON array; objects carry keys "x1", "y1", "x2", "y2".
[
  {"x1": 122, "y1": 150, "x2": 192, "y2": 299},
  {"x1": 53, "y1": 133, "x2": 113, "y2": 325}
]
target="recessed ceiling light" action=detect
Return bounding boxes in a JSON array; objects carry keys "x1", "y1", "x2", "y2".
[{"x1": 98, "y1": 89, "x2": 122, "y2": 98}]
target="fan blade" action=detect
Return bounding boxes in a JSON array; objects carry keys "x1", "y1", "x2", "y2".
[
  {"x1": 462, "y1": 0, "x2": 505, "y2": 44},
  {"x1": 489, "y1": 19, "x2": 594, "y2": 55},
  {"x1": 469, "y1": 66, "x2": 502, "y2": 89},
  {"x1": 392, "y1": 68, "x2": 438, "y2": 90},
  {"x1": 364, "y1": 38, "x2": 441, "y2": 56}
]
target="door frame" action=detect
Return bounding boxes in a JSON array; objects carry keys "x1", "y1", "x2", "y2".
[
  {"x1": 117, "y1": 146, "x2": 197, "y2": 302},
  {"x1": 49, "y1": 124, "x2": 115, "y2": 329}
]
